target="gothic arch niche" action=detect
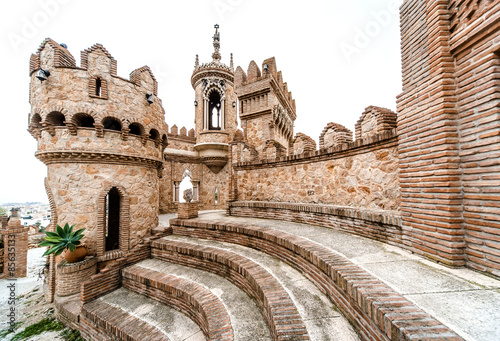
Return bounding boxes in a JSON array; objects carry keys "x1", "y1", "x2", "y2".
[
  {"x1": 97, "y1": 185, "x2": 130, "y2": 259},
  {"x1": 203, "y1": 82, "x2": 226, "y2": 131},
  {"x1": 208, "y1": 90, "x2": 222, "y2": 130}
]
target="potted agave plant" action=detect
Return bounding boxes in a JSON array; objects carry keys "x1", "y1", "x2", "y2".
[{"x1": 40, "y1": 223, "x2": 87, "y2": 263}]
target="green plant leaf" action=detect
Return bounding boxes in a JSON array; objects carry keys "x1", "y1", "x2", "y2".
[
  {"x1": 56, "y1": 224, "x2": 64, "y2": 237},
  {"x1": 63, "y1": 223, "x2": 70, "y2": 235},
  {"x1": 44, "y1": 231, "x2": 59, "y2": 238},
  {"x1": 67, "y1": 243, "x2": 76, "y2": 252}
]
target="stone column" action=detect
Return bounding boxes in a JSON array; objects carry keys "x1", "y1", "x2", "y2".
[{"x1": 1, "y1": 209, "x2": 29, "y2": 278}]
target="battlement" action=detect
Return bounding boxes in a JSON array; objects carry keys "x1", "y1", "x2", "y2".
[
  {"x1": 234, "y1": 57, "x2": 297, "y2": 158},
  {"x1": 235, "y1": 57, "x2": 296, "y2": 118},
  {"x1": 29, "y1": 38, "x2": 167, "y2": 149}
]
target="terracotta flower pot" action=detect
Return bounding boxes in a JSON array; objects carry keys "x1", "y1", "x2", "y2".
[{"x1": 64, "y1": 245, "x2": 88, "y2": 263}]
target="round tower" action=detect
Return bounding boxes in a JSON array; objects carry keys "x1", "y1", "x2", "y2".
[
  {"x1": 28, "y1": 39, "x2": 167, "y2": 260},
  {"x1": 191, "y1": 24, "x2": 237, "y2": 173}
]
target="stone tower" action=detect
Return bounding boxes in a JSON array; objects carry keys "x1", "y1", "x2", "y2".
[
  {"x1": 191, "y1": 25, "x2": 237, "y2": 173},
  {"x1": 28, "y1": 39, "x2": 167, "y2": 263},
  {"x1": 234, "y1": 57, "x2": 297, "y2": 157}
]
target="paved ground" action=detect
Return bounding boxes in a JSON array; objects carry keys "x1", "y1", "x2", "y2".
[{"x1": 160, "y1": 211, "x2": 500, "y2": 341}]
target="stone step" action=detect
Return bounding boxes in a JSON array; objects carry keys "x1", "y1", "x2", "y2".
[
  {"x1": 158, "y1": 235, "x2": 360, "y2": 341},
  {"x1": 122, "y1": 264, "x2": 234, "y2": 340},
  {"x1": 81, "y1": 292, "x2": 171, "y2": 341},
  {"x1": 151, "y1": 237, "x2": 311, "y2": 341},
  {"x1": 81, "y1": 287, "x2": 205, "y2": 341},
  {"x1": 167, "y1": 217, "x2": 465, "y2": 341},
  {"x1": 129, "y1": 258, "x2": 272, "y2": 340}
]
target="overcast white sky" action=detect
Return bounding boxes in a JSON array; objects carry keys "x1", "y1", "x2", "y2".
[{"x1": 0, "y1": 0, "x2": 402, "y2": 204}]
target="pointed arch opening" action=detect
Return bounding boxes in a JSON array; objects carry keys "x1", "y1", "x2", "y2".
[
  {"x1": 97, "y1": 185, "x2": 130, "y2": 260},
  {"x1": 105, "y1": 187, "x2": 120, "y2": 251},
  {"x1": 208, "y1": 90, "x2": 222, "y2": 130}
]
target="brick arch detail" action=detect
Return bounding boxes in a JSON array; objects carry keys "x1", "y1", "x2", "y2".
[
  {"x1": 42, "y1": 106, "x2": 71, "y2": 123},
  {"x1": 96, "y1": 185, "x2": 130, "y2": 257},
  {"x1": 44, "y1": 177, "x2": 57, "y2": 303},
  {"x1": 73, "y1": 106, "x2": 99, "y2": 120}
]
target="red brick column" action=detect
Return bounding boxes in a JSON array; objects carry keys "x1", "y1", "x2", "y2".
[
  {"x1": 397, "y1": 1, "x2": 464, "y2": 266},
  {"x1": 0, "y1": 211, "x2": 29, "y2": 278},
  {"x1": 177, "y1": 202, "x2": 198, "y2": 219}
]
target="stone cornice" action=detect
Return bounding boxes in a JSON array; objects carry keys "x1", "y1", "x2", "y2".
[{"x1": 35, "y1": 150, "x2": 163, "y2": 169}]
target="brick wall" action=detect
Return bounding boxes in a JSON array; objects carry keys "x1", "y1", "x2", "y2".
[
  {"x1": 398, "y1": 0, "x2": 500, "y2": 276},
  {"x1": 397, "y1": 0, "x2": 464, "y2": 267},
  {"x1": 228, "y1": 201, "x2": 402, "y2": 246},
  {"x1": 56, "y1": 257, "x2": 97, "y2": 297},
  {"x1": 451, "y1": 1, "x2": 500, "y2": 275}
]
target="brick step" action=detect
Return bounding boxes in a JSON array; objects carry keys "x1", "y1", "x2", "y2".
[
  {"x1": 160, "y1": 235, "x2": 360, "y2": 341},
  {"x1": 80, "y1": 294, "x2": 171, "y2": 341},
  {"x1": 124, "y1": 258, "x2": 272, "y2": 340},
  {"x1": 80, "y1": 287, "x2": 205, "y2": 341},
  {"x1": 168, "y1": 218, "x2": 465, "y2": 341},
  {"x1": 151, "y1": 237, "x2": 311, "y2": 341},
  {"x1": 122, "y1": 264, "x2": 234, "y2": 340}
]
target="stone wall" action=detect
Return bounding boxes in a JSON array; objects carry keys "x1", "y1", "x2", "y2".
[
  {"x1": 46, "y1": 161, "x2": 159, "y2": 256},
  {"x1": 233, "y1": 130, "x2": 399, "y2": 211}
]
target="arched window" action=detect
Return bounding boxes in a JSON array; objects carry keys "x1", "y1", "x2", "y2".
[
  {"x1": 73, "y1": 113, "x2": 95, "y2": 128},
  {"x1": 105, "y1": 187, "x2": 120, "y2": 251},
  {"x1": 46, "y1": 111, "x2": 66, "y2": 126},
  {"x1": 102, "y1": 117, "x2": 122, "y2": 131},
  {"x1": 31, "y1": 114, "x2": 42, "y2": 128},
  {"x1": 149, "y1": 129, "x2": 160, "y2": 141},
  {"x1": 129, "y1": 123, "x2": 144, "y2": 136},
  {"x1": 208, "y1": 91, "x2": 222, "y2": 130}
]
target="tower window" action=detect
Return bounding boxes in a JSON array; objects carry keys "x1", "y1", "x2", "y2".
[
  {"x1": 95, "y1": 77, "x2": 102, "y2": 97},
  {"x1": 208, "y1": 91, "x2": 222, "y2": 130},
  {"x1": 89, "y1": 77, "x2": 108, "y2": 99},
  {"x1": 105, "y1": 187, "x2": 120, "y2": 251}
]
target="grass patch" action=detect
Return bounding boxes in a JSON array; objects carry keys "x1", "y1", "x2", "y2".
[
  {"x1": 11, "y1": 318, "x2": 64, "y2": 340},
  {"x1": 0, "y1": 322, "x2": 23, "y2": 339},
  {"x1": 61, "y1": 328, "x2": 84, "y2": 341}
]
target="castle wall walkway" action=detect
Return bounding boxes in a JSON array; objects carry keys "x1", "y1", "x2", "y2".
[{"x1": 159, "y1": 211, "x2": 500, "y2": 341}]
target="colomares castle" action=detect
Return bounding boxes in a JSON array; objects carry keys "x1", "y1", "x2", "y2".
[{"x1": 7, "y1": 0, "x2": 499, "y2": 340}]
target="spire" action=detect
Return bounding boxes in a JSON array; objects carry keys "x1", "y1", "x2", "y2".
[
  {"x1": 195, "y1": 54, "x2": 199, "y2": 69},
  {"x1": 212, "y1": 24, "x2": 221, "y2": 62},
  {"x1": 230, "y1": 53, "x2": 234, "y2": 71}
]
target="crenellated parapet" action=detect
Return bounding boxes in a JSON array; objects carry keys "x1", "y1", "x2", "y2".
[
  {"x1": 29, "y1": 38, "x2": 168, "y2": 155},
  {"x1": 355, "y1": 106, "x2": 397, "y2": 140},
  {"x1": 319, "y1": 123, "x2": 353, "y2": 150},
  {"x1": 292, "y1": 133, "x2": 316, "y2": 156},
  {"x1": 235, "y1": 57, "x2": 297, "y2": 157}
]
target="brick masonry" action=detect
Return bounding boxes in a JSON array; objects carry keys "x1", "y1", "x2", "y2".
[
  {"x1": 56, "y1": 256, "x2": 97, "y2": 297},
  {"x1": 123, "y1": 265, "x2": 234, "y2": 340},
  {"x1": 228, "y1": 201, "x2": 402, "y2": 247},
  {"x1": 151, "y1": 237, "x2": 310, "y2": 340},
  {"x1": 169, "y1": 218, "x2": 463, "y2": 341},
  {"x1": 397, "y1": 0, "x2": 500, "y2": 274},
  {"x1": 177, "y1": 202, "x2": 199, "y2": 219}
]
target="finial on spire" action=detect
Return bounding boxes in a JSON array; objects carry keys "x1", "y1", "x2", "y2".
[
  {"x1": 195, "y1": 54, "x2": 199, "y2": 69},
  {"x1": 230, "y1": 53, "x2": 234, "y2": 70},
  {"x1": 212, "y1": 24, "x2": 221, "y2": 62}
]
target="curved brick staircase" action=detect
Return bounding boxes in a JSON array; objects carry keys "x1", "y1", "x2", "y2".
[{"x1": 74, "y1": 212, "x2": 470, "y2": 341}]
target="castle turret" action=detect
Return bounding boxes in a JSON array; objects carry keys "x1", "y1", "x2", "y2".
[
  {"x1": 28, "y1": 39, "x2": 167, "y2": 261},
  {"x1": 191, "y1": 25, "x2": 237, "y2": 173},
  {"x1": 234, "y1": 57, "x2": 297, "y2": 158}
]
